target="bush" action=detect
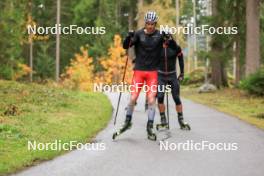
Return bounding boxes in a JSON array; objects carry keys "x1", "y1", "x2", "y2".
[
  {"x1": 0, "y1": 66, "x2": 13, "y2": 80},
  {"x1": 0, "y1": 63, "x2": 31, "y2": 81},
  {"x1": 61, "y1": 46, "x2": 94, "y2": 91},
  {"x1": 181, "y1": 68, "x2": 205, "y2": 85},
  {"x1": 240, "y1": 67, "x2": 264, "y2": 96}
]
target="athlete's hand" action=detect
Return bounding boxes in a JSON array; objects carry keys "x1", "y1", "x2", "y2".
[
  {"x1": 128, "y1": 31, "x2": 135, "y2": 38},
  {"x1": 178, "y1": 73, "x2": 184, "y2": 81},
  {"x1": 162, "y1": 31, "x2": 172, "y2": 41}
]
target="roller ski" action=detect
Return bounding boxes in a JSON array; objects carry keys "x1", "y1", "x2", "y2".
[
  {"x1": 178, "y1": 116, "x2": 191, "y2": 130},
  {"x1": 112, "y1": 119, "x2": 132, "y2": 140},
  {"x1": 147, "y1": 121, "x2": 157, "y2": 141},
  {"x1": 156, "y1": 115, "x2": 169, "y2": 130}
]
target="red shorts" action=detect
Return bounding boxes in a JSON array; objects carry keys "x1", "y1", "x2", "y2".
[{"x1": 130, "y1": 70, "x2": 158, "y2": 99}]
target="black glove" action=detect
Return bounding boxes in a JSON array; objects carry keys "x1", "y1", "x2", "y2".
[
  {"x1": 162, "y1": 31, "x2": 171, "y2": 41},
  {"x1": 123, "y1": 31, "x2": 134, "y2": 49},
  {"x1": 178, "y1": 73, "x2": 184, "y2": 81},
  {"x1": 128, "y1": 31, "x2": 134, "y2": 38}
]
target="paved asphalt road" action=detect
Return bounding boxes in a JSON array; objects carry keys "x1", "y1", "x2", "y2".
[{"x1": 13, "y1": 92, "x2": 264, "y2": 176}]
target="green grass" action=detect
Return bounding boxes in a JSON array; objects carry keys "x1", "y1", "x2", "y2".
[
  {"x1": 181, "y1": 86, "x2": 264, "y2": 130},
  {"x1": 0, "y1": 80, "x2": 112, "y2": 175}
]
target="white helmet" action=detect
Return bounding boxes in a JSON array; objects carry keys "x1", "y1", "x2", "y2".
[{"x1": 144, "y1": 11, "x2": 158, "y2": 23}]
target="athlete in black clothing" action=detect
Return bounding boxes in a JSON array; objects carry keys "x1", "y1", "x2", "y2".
[
  {"x1": 113, "y1": 11, "x2": 164, "y2": 141},
  {"x1": 123, "y1": 29, "x2": 163, "y2": 71},
  {"x1": 156, "y1": 35, "x2": 191, "y2": 130}
]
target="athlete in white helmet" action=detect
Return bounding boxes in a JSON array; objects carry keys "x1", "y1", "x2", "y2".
[{"x1": 113, "y1": 11, "x2": 165, "y2": 141}]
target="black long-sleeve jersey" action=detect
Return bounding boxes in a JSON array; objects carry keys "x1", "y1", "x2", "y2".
[
  {"x1": 123, "y1": 28, "x2": 164, "y2": 71},
  {"x1": 159, "y1": 39, "x2": 184, "y2": 74}
]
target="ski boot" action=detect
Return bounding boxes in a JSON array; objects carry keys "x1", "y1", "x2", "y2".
[
  {"x1": 178, "y1": 116, "x2": 191, "y2": 130},
  {"x1": 156, "y1": 115, "x2": 169, "y2": 130},
  {"x1": 112, "y1": 119, "x2": 132, "y2": 140},
  {"x1": 147, "y1": 121, "x2": 157, "y2": 141}
]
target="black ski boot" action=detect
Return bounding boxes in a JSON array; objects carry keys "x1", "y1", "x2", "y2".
[
  {"x1": 178, "y1": 115, "x2": 191, "y2": 130},
  {"x1": 156, "y1": 114, "x2": 169, "y2": 130},
  {"x1": 112, "y1": 119, "x2": 132, "y2": 140},
  {"x1": 147, "y1": 121, "x2": 157, "y2": 141}
]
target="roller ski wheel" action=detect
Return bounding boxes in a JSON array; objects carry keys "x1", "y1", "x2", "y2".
[
  {"x1": 156, "y1": 123, "x2": 169, "y2": 131},
  {"x1": 147, "y1": 121, "x2": 157, "y2": 141},
  {"x1": 112, "y1": 120, "x2": 132, "y2": 140},
  {"x1": 147, "y1": 133, "x2": 157, "y2": 141},
  {"x1": 180, "y1": 123, "x2": 191, "y2": 130},
  {"x1": 156, "y1": 116, "x2": 169, "y2": 130},
  {"x1": 112, "y1": 132, "x2": 118, "y2": 140},
  {"x1": 178, "y1": 117, "x2": 191, "y2": 130}
]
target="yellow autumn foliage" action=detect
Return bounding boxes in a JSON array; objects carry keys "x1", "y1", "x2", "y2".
[
  {"x1": 96, "y1": 35, "x2": 133, "y2": 85},
  {"x1": 62, "y1": 35, "x2": 133, "y2": 92},
  {"x1": 62, "y1": 46, "x2": 94, "y2": 91},
  {"x1": 13, "y1": 63, "x2": 32, "y2": 80}
]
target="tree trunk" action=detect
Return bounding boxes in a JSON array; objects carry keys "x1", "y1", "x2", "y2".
[
  {"x1": 136, "y1": 0, "x2": 144, "y2": 29},
  {"x1": 210, "y1": 0, "x2": 228, "y2": 88},
  {"x1": 235, "y1": 39, "x2": 241, "y2": 85},
  {"x1": 126, "y1": 1, "x2": 135, "y2": 62},
  {"x1": 234, "y1": 0, "x2": 241, "y2": 85},
  {"x1": 245, "y1": 0, "x2": 260, "y2": 76},
  {"x1": 115, "y1": 0, "x2": 120, "y2": 28},
  {"x1": 55, "y1": 0, "x2": 61, "y2": 82},
  {"x1": 128, "y1": 7, "x2": 133, "y2": 30}
]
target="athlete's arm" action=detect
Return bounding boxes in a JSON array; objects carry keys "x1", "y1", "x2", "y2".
[
  {"x1": 167, "y1": 38, "x2": 177, "y2": 49},
  {"x1": 178, "y1": 51, "x2": 184, "y2": 75},
  {"x1": 123, "y1": 31, "x2": 139, "y2": 49},
  {"x1": 168, "y1": 38, "x2": 184, "y2": 75},
  {"x1": 176, "y1": 44, "x2": 184, "y2": 81}
]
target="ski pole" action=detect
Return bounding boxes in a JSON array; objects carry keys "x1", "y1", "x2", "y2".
[
  {"x1": 164, "y1": 43, "x2": 170, "y2": 129},
  {"x1": 113, "y1": 45, "x2": 130, "y2": 125},
  {"x1": 166, "y1": 91, "x2": 169, "y2": 129},
  {"x1": 145, "y1": 93, "x2": 148, "y2": 111}
]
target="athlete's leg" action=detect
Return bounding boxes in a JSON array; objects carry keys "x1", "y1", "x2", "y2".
[
  {"x1": 145, "y1": 71, "x2": 158, "y2": 122},
  {"x1": 113, "y1": 71, "x2": 145, "y2": 140},
  {"x1": 145, "y1": 71, "x2": 158, "y2": 140},
  {"x1": 157, "y1": 72, "x2": 167, "y2": 125},
  {"x1": 170, "y1": 74, "x2": 190, "y2": 130},
  {"x1": 125, "y1": 70, "x2": 144, "y2": 121},
  {"x1": 170, "y1": 74, "x2": 182, "y2": 114}
]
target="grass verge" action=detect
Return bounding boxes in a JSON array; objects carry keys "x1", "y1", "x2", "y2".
[
  {"x1": 0, "y1": 80, "x2": 112, "y2": 175},
  {"x1": 181, "y1": 86, "x2": 264, "y2": 130}
]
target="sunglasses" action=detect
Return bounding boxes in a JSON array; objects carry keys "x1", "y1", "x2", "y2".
[{"x1": 145, "y1": 22, "x2": 155, "y2": 26}]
